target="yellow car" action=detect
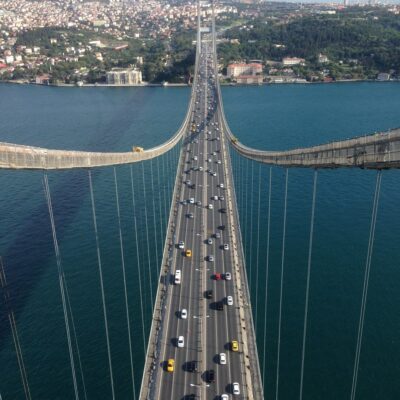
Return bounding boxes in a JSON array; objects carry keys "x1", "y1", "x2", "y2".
[
  {"x1": 167, "y1": 359, "x2": 174, "y2": 372},
  {"x1": 231, "y1": 340, "x2": 239, "y2": 352},
  {"x1": 185, "y1": 249, "x2": 192, "y2": 257}
]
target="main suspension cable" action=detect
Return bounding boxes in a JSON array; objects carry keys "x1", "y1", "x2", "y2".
[
  {"x1": 299, "y1": 169, "x2": 318, "y2": 400},
  {"x1": 113, "y1": 167, "x2": 136, "y2": 400},
  {"x1": 88, "y1": 170, "x2": 115, "y2": 400},
  {"x1": 275, "y1": 168, "x2": 289, "y2": 400},
  {"x1": 43, "y1": 173, "x2": 79, "y2": 400},
  {"x1": 130, "y1": 165, "x2": 147, "y2": 357},
  {"x1": 350, "y1": 170, "x2": 382, "y2": 400}
]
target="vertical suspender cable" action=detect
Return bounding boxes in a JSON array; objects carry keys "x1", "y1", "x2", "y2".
[
  {"x1": 43, "y1": 173, "x2": 80, "y2": 400},
  {"x1": 113, "y1": 167, "x2": 136, "y2": 400},
  {"x1": 299, "y1": 169, "x2": 318, "y2": 400},
  {"x1": 275, "y1": 168, "x2": 289, "y2": 400},
  {"x1": 249, "y1": 161, "x2": 255, "y2": 294},
  {"x1": 150, "y1": 160, "x2": 160, "y2": 266},
  {"x1": 350, "y1": 170, "x2": 382, "y2": 400},
  {"x1": 244, "y1": 158, "x2": 249, "y2": 258},
  {"x1": 130, "y1": 165, "x2": 147, "y2": 357},
  {"x1": 255, "y1": 163, "x2": 262, "y2": 329},
  {"x1": 162, "y1": 154, "x2": 168, "y2": 237},
  {"x1": 141, "y1": 162, "x2": 154, "y2": 312},
  {"x1": 63, "y1": 276, "x2": 88, "y2": 400},
  {"x1": 156, "y1": 157, "x2": 165, "y2": 253},
  {"x1": 263, "y1": 167, "x2": 272, "y2": 388},
  {"x1": 88, "y1": 170, "x2": 115, "y2": 400},
  {"x1": 0, "y1": 258, "x2": 32, "y2": 400}
]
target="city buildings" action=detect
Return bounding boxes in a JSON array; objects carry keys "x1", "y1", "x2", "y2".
[{"x1": 282, "y1": 57, "x2": 305, "y2": 66}]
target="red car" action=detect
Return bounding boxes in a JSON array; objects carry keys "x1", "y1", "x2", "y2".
[{"x1": 215, "y1": 273, "x2": 222, "y2": 281}]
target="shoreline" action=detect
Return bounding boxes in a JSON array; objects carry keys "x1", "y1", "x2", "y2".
[{"x1": 1, "y1": 79, "x2": 398, "y2": 88}]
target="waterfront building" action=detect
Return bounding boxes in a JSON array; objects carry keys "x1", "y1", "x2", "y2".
[{"x1": 106, "y1": 68, "x2": 142, "y2": 85}]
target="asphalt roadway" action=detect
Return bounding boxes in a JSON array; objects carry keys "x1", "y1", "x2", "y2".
[{"x1": 154, "y1": 37, "x2": 247, "y2": 400}]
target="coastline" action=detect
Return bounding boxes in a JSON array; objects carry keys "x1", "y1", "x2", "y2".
[{"x1": 1, "y1": 78, "x2": 398, "y2": 88}]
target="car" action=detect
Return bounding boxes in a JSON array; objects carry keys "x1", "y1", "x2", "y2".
[
  {"x1": 208, "y1": 204, "x2": 213, "y2": 210},
  {"x1": 187, "y1": 213, "x2": 194, "y2": 219},
  {"x1": 217, "y1": 160, "x2": 222, "y2": 164},
  {"x1": 226, "y1": 296, "x2": 233, "y2": 306},
  {"x1": 219, "y1": 196, "x2": 224, "y2": 201},
  {"x1": 207, "y1": 238, "x2": 213, "y2": 245},
  {"x1": 232, "y1": 382, "x2": 240, "y2": 395},
  {"x1": 206, "y1": 369, "x2": 215, "y2": 383},
  {"x1": 185, "y1": 249, "x2": 192, "y2": 257},
  {"x1": 223, "y1": 244, "x2": 229, "y2": 250},
  {"x1": 220, "y1": 208, "x2": 227, "y2": 214},
  {"x1": 231, "y1": 340, "x2": 239, "y2": 352},
  {"x1": 167, "y1": 359, "x2": 174, "y2": 372},
  {"x1": 205, "y1": 290, "x2": 213, "y2": 299},
  {"x1": 212, "y1": 195, "x2": 218, "y2": 200},
  {"x1": 208, "y1": 255, "x2": 214, "y2": 262},
  {"x1": 219, "y1": 183, "x2": 225, "y2": 188},
  {"x1": 213, "y1": 152, "x2": 217, "y2": 155},
  {"x1": 189, "y1": 198, "x2": 195, "y2": 204},
  {"x1": 225, "y1": 272, "x2": 232, "y2": 280},
  {"x1": 184, "y1": 395, "x2": 196, "y2": 400},
  {"x1": 219, "y1": 353, "x2": 227, "y2": 365},
  {"x1": 178, "y1": 241, "x2": 185, "y2": 249},
  {"x1": 187, "y1": 360, "x2": 199, "y2": 372},
  {"x1": 199, "y1": 166, "x2": 203, "y2": 171},
  {"x1": 220, "y1": 395, "x2": 229, "y2": 400},
  {"x1": 208, "y1": 158, "x2": 212, "y2": 162},
  {"x1": 215, "y1": 273, "x2": 222, "y2": 280},
  {"x1": 215, "y1": 232, "x2": 221, "y2": 239},
  {"x1": 177, "y1": 336, "x2": 184, "y2": 348},
  {"x1": 217, "y1": 301, "x2": 224, "y2": 311},
  {"x1": 181, "y1": 309, "x2": 188, "y2": 319},
  {"x1": 212, "y1": 172, "x2": 217, "y2": 177},
  {"x1": 218, "y1": 225, "x2": 225, "y2": 231},
  {"x1": 185, "y1": 180, "x2": 191, "y2": 185},
  {"x1": 175, "y1": 270, "x2": 181, "y2": 285},
  {"x1": 190, "y1": 184, "x2": 196, "y2": 189},
  {"x1": 196, "y1": 200, "x2": 202, "y2": 206},
  {"x1": 193, "y1": 156, "x2": 198, "y2": 161}
]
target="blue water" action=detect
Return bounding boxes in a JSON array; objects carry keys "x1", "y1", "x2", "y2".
[{"x1": 0, "y1": 82, "x2": 399, "y2": 399}]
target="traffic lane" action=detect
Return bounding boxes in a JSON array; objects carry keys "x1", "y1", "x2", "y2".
[
  {"x1": 161, "y1": 135, "x2": 201, "y2": 398},
  {"x1": 172, "y1": 138, "x2": 204, "y2": 399}
]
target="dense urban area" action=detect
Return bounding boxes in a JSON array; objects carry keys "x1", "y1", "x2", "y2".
[{"x1": 0, "y1": 0, "x2": 399, "y2": 85}]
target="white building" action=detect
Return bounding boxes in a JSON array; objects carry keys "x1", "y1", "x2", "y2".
[
  {"x1": 227, "y1": 62, "x2": 262, "y2": 78},
  {"x1": 106, "y1": 68, "x2": 142, "y2": 85},
  {"x1": 282, "y1": 57, "x2": 305, "y2": 66}
]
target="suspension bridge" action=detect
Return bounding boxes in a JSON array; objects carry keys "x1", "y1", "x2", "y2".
[{"x1": 0, "y1": 1, "x2": 399, "y2": 400}]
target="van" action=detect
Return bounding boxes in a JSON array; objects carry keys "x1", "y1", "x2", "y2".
[{"x1": 175, "y1": 270, "x2": 181, "y2": 285}]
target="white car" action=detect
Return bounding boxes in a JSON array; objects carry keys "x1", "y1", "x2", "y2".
[
  {"x1": 208, "y1": 204, "x2": 213, "y2": 210},
  {"x1": 225, "y1": 272, "x2": 232, "y2": 280},
  {"x1": 189, "y1": 198, "x2": 195, "y2": 204},
  {"x1": 221, "y1": 395, "x2": 229, "y2": 400},
  {"x1": 226, "y1": 296, "x2": 233, "y2": 306},
  {"x1": 199, "y1": 166, "x2": 203, "y2": 171},
  {"x1": 181, "y1": 309, "x2": 187, "y2": 319},
  {"x1": 178, "y1": 241, "x2": 185, "y2": 249},
  {"x1": 177, "y1": 336, "x2": 184, "y2": 348},
  {"x1": 208, "y1": 255, "x2": 214, "y2": 262},
  {"x1": 213, "y1": 195, "x2": 219, "y2": 200},
  {"x1": 193, "y1": 156, "x2": 198, "y2": 161},
  {"x1": 223, "y1": 244, "x2": 229, "y2": 251},
  {"x1": 219, "y1": 353, "x2": 227, "y2": 365},
  {"x1": 217, "y1": 160, "x2": 222, "y2": 164},
  {"x1": 207, "y1": 238, "x2": 213, "y2": 245},
  {"x1": 232, "y1": 382, "x2": 240, "y2": 395},
  {"x1": 219, "y1": 183, "x2": 225, "y2": 188}
]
